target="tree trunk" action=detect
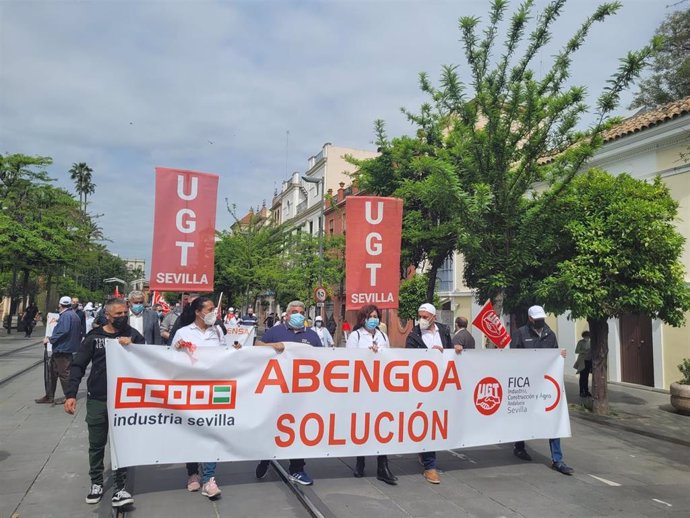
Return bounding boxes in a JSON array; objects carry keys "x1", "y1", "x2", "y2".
[
  {"x1": 45, "y1": 273, "x2": 53, "y2": 317},
  {"x1": 21, "y1": 268, "x2": 30, "y2": 309},
  {"x1": 492, "y1": 289, "x2": 506, "y2": 318},
  {"x1": 588, "y1": 317, "x2": 609, "y2": 415},
  {"x1": 425, "y1": 256, "x2": 445, "y2": 303}
]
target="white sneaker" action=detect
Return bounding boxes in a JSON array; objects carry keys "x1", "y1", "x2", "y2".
[
  {"x1": 85, "y1": 483, "x2": 103, "y2": 504},
  {"x1": 201, "y1": 477, "x2": 221, "y2": 498},
  {"x1": 111, "y1": 488, "x2": 134, "y2": 507},
  {"x1": 187, "y1": 473, "x2": 201, "y2": 492}
]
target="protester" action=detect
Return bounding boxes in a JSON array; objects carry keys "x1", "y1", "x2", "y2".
[
  {"x1": 170, "y1": 296, "x2": 240, "y2": 498},
  {"x1": 127, "y1": 290, "x2": 163, "y2": 344},
  {"x1": 63, "y1": 298, "x2": 145, "y2": 508},
  {"x1": 346, "y1": 304, "x2": 397, "y2": 484},
  {"x1": 254, "y1": 300, "x2": 320, "y2": 486},
  {"x1": 263, "y1": 312, "x2": 276, "y2": 328},
  {"x1": 405, "y1": 302, "x2": 457, "y2": 484},
  {"x1": 72, "y1": 297, "x2": 87, "y2": 337},
  {"x1": 313, "y1": 315, "x2": 334, "y2": 347},
  {"x1": 224, "y1": 307, "x2": 238, "y2": 327},
  {"x1": 452, "y1": 316, "x2": 476, "y2": 349},
  {"x1": 35, "y1": 296, "x2": 82, "y2": 405},
  {"x1": 21, "y1": 302, "x2": 39, "y2": 338},
  {"x1": 160, "y1": 302, "x2": 183, "y2": 344},
  {"x1": 240, "y1": 307, "x2": 258, "y2": 327},
  {"x1": 273, "y1": 311, "x2": 287, "y2": 327},
  {"x1": 510, "y1": 305, "x2": 574, "y2": 475},
  {"x1": 574, "y1": 330, "x2": 593, "y2": 397},
  {"x1": 152, "y1": 303, "x2": 164, "y2": 323}
]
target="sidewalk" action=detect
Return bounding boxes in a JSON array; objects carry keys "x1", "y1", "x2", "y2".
[{"x1": 564, "y1": 374, "x2": 690, "y2": 447}]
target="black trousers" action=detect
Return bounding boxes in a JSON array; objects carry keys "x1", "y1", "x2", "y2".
[{"x1": 579, "y1": 360, "x2": 592, "y2": 395}]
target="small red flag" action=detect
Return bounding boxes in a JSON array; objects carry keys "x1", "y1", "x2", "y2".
[
  {"x1": 114, "y1": 285, "x2": 121, "y2": 299},
  {"x1": 472, "y1": 299, "x2": 511, "y2": 348}
]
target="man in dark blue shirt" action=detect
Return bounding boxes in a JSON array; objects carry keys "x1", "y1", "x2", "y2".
[{"x1": 254, "y1": 300, "x2": 320, "y2": 485}]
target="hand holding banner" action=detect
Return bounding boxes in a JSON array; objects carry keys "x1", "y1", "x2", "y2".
[{"x1": 472, "y1": 300, "x2": 511, "y2": 348}]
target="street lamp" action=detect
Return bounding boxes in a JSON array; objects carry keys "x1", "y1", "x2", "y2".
[
  {"x1": 301, "y1": 175, "x2": 324, "y2": 286},
  {"x1": 104, "y1": 277, "x2": 127, "y2": 295}
]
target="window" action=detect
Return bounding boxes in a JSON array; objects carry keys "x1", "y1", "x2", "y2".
[{"x1": 437, "y1": 255, "x2": 454, "y2": 292}]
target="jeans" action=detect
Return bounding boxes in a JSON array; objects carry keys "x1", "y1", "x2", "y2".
[
  {"x1": 515, "y1": 439, "x2": 563, "y2": 464},
  {"x1": 86, "y1": 399, "x2": 127, "y2": 489},
  {"x1": 420, "y1": 451, "x2": 436, "y2": 470},
  {"x1": 201, "y1": 463, "x2": 217, "y2": 483}
]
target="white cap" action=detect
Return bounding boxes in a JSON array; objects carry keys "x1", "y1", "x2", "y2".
[
  {"x1": 59, "y1": 296, "x2": 72, "y2": 306},
  {"x1": 418, "y1": 303, "x2": 436, "y2": 316},
  {"x1": 528, "y1": 305, "x2": 546, "y2": 319},
  {"x1": 282, "y1": 312, "x2": 287, "y2": 317},
  {"x1": 84, "y1": 302, "x2": 94, "y2": 311},
  {"x1": 315, "y1": 316, "x2": 323, "y2": 322},
  {"x1": 228, "y1": 307, "x2": 234, "y2": 312}
]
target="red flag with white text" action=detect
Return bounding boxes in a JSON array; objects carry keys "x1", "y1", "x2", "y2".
[
  {"x1": 472, "y1": 299, "x2": 511, "y2": 348},
  {"x1": 149, "y1": 167, "x2": 218, "y2": 292},
  {"x1": 345, "y1": 196, "x2": 403, "y2": 310}
]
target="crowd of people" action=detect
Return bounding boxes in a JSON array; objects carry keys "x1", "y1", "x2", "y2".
[{"x1": 32, "y1": 291, "x2": 579, "y2": 509}]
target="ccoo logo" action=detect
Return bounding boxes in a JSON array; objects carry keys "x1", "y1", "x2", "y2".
[{"x1": 473, "y1": 376, "x2": 503, "y2": 415}]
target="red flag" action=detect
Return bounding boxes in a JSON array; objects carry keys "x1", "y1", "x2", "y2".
[
  {"x1": 472, "y1": 299, "x2": 511, "y2": 348},
  {"x1": 114, "y1": 285, "x2": 121, "y2": 298},
  {"x1": 345, "y1": 196, "x2": 403, "y2": 310},
  {"x1": 152, "y1": 291, "x2": 170, "y2": 314},
  {"x1": 149, "y1": 167, "x2": 219, "y2": 292}
]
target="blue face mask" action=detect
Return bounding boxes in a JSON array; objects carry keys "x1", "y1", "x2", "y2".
[
  {"x1": 288, "y1": 313, "x2": 305, "y2": 329},
  {"x1": 365, "y1": 318, "x2": 379, "y2": 330},
  {"x1": 131, "y1": 304, "x2": 144, "y2": 315}
]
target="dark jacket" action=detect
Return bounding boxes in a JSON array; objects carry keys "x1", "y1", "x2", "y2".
[
  {"x1": 510, "y1": 323, "x2": 558, "y2": 349},
  {"x1": 74, "y1": 308, "x2": 87, "y2": 337},
  {"x1": 405, "y1": 321, "x2": 454, "y2": 349},
  {"x1": 66, "y1": 325, "x2": 145, "y2": 401},
  {"x1": 452, "y1": 328, "x2": 476, "y2": 349},
  {"x1": 133, "y1": 308, "x2": 163, "y2": 345},
  {"x1": 49, "y1": 308, "x2": 83, "y2": 353}
]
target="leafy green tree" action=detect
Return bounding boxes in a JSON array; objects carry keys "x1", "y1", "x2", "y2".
[
  {"x1": 358, "y1": 0, "x2": 658, "y2": 317},
  {"x1": 535, "y1": 170, "x2": 690, "y2": 414},
  {"x1": 629, "y1": 7, "x2": 690, "y2": 109},
  {"x1": 68, "y1": 162, "x2": 96, "y2": 212},
  {"x1": 398, "y1": 274, "x2": 441, "y2": 320}
]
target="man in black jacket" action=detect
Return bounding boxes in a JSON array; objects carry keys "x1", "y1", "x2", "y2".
[
  {"x1": 510, "y1": 304, "x2": 573, "y2": 475},
  {"x1": 64, "y1": 298, "x2": 145, "y2": 508},
  {"x1": 405, "y1": 302, "x2": 459, "y2": 484}
]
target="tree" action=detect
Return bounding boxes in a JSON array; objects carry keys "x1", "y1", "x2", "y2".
[
  {"x1": 358, "y1": 0, "x2": 658, "y2": 317},
  {"x1": 535, "y1": 169, "x2": 690, "y2": 414},
  {"x1": 398, "y1": 274, "x2": 441, "y2": 320},
  {"x1": 68, "y1": 162, "x2": 95, "y2": 212},
  {"x1": 629, "y1": 7, "x2": 690, "y2": 109}
]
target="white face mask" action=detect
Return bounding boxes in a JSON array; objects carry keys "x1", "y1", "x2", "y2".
[
  {"x1": 203, "y1": 312, "x2": 217, "y2": 326},
  {"x1": 419, "y1": 317, "x2": 431, "y2": 330}
]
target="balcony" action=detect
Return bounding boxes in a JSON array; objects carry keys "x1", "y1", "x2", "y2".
[{"x1": 296, "y1": 200, "x2": 308, "y2": 214}]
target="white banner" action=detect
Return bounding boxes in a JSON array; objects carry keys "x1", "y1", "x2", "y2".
[
  {"x1": 45, "y1": 312, "x2": 60, "y2": 356},
  {"x1": 106, "y1": 343, "x2": 570, "y2": 468},
  {"x1": 224, "y1": 325, "x2": 255, "y2": 348}
]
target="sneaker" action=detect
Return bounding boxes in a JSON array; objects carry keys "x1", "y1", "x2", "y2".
[
  {"x1": 35, "y1": 395, "x2": 54, "y2": 404},
  {"x1": 552, "y1": 462, "x2": 574, "y2": 475},
  {"x1": 111, "y1": 488, "x2": 134, "y2": 507},
  {"x1": 85, "y1": 484, "x2": 103, "y2": 504},
  {"x1": 513, "y1": 448, "x2": 532, "y2": 462},
  {"x1": 289, "y1": 471, "x2": 314, "y2": 486},
  {"x1": 201, "y1": 477, "x2": 221, "y2": 498},
  {"x1": 187, "y1": 473, "x2": 201, "y2": 492},
  {"x1": 255, "y1": 460, "x2": 270, "y2": 479},
  {"x1": 423, "y1": 469, "x2": 440, "y2": 484}
]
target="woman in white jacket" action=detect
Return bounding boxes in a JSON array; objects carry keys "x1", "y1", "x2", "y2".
[{"x1": 345, "y1": 304, "x2": 397, "y2": 485}]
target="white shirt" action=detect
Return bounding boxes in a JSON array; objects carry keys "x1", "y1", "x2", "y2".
[
  {"x1": 171, "y1": 322, "x2": 224, "y2": 348},
  {"x1": 346, "y1": 328, "x2": 389, "y2": 349},
  {"x1": 421, "y1": 326, "x2": 441, "y2": 349},
  {"x1": 314, "y1": 325, "x2": 334, "y2": 347},
  {"x1": 129, "y1": 311, "x2": 144, "y2": 336}
]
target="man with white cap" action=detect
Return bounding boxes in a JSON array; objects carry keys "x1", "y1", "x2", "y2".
[
  {"x1": 313, "y1": 315, "x2": 334, "y2": 347},
  {"x1": 510, "y1": 304, "x2": 573, "y2": 475},
  {"x1": 405, "y1": 302, "x2": 455, "y2": 484},
  {"x1": 35, "y1": 296, "x2": 82, "y2": 404}
]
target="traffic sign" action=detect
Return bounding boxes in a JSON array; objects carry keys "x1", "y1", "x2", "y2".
[{"x1": 314, "y1": 286, "x2": 327, "y2": 302}]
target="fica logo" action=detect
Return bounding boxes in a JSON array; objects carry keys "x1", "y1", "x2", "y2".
[
  {"x1": 473, "y1": 376, "x2": 503, "y2": 416},
  {"x1": 115, "y1": 377, "x2": 236, "y2": 410}
]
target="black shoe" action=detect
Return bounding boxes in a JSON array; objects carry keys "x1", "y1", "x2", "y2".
[
  {"x1": 255, "y1": 460, "x2": 270, "y2": 479},
  {"x1": 35, "y1": 396, "x2": 54, "y2": 404},
  {"x1": 353, "y1": 457, "x2": 365, "y2": 478},
  {"x1": 376, "y1": 462, "x2": 398, "y2": 485},
  {"x1": 552, "y1": 462, "x2": 574, "y2": 475},
  {"x1": 513, "y1": 448, "x2": 532, "y2": 461},
  {"x1": 85, "y1": 483, "x2": 103, "y2": 504}
]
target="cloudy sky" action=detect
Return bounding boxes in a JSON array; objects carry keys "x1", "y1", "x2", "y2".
[{"x1": 0, "y1": 0, "x2": 674, "y2": 274}]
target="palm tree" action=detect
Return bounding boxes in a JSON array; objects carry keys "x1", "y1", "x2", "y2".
[{"x1": 68, "y1": 162, "x2": 95, "y2": 212}]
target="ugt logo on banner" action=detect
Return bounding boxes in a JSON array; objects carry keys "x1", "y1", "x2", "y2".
[
  {"x1": 472, "y1": 300, "x2": 511, "y2": 348},
  {"x1": 345, "y1": 197, "x2": 403, "y2": 310},
  {"x1": 149, "y1": 168, "x2": 219, "y2": 291}
]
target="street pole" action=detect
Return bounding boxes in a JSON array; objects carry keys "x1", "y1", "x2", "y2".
[{"x1": 302, "y1": 175, "x2": 325, "y2": 318}]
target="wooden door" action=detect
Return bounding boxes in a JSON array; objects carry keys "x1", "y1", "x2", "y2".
[{"x1": 620, "y1": 314, "x2": 654, "y2": 386}]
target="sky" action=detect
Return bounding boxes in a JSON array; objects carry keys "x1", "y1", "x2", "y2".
[{"x1": 0, "y1": 0, "x2": 675, "y2": 275}]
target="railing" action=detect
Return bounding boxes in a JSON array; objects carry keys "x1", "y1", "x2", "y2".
[{"x1": 296, "y1": 200, "x2": 308, "y2": 214}]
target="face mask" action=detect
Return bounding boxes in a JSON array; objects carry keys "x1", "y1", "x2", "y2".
[
  {"x1": 288, "y1": 313, "x2": 305, "y2": 329},
  {"x1": 111, "y1": 316, "x2": 128, "y2": 329},
  {"x1": 532, "y1": 319, "x2": 545, "y2": 330},
  {"x1": 203, "y1": 312, "x2": 217, "y2": 326},
  {"x1": 365, "y1": 318, "x2": 379, "y2": 330},
  {"x1": 419, "y1": 317, "x2": 431, "y2": 330},
  {"x1": 315, "y1": 321, "x2": 323, "y2": 327},
  {"x1": 157, "y1": 311, "x2": 163, "y2": 317},
  {"x1": 131, "y1": 303, "x2": 144, "y2": 315}
]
